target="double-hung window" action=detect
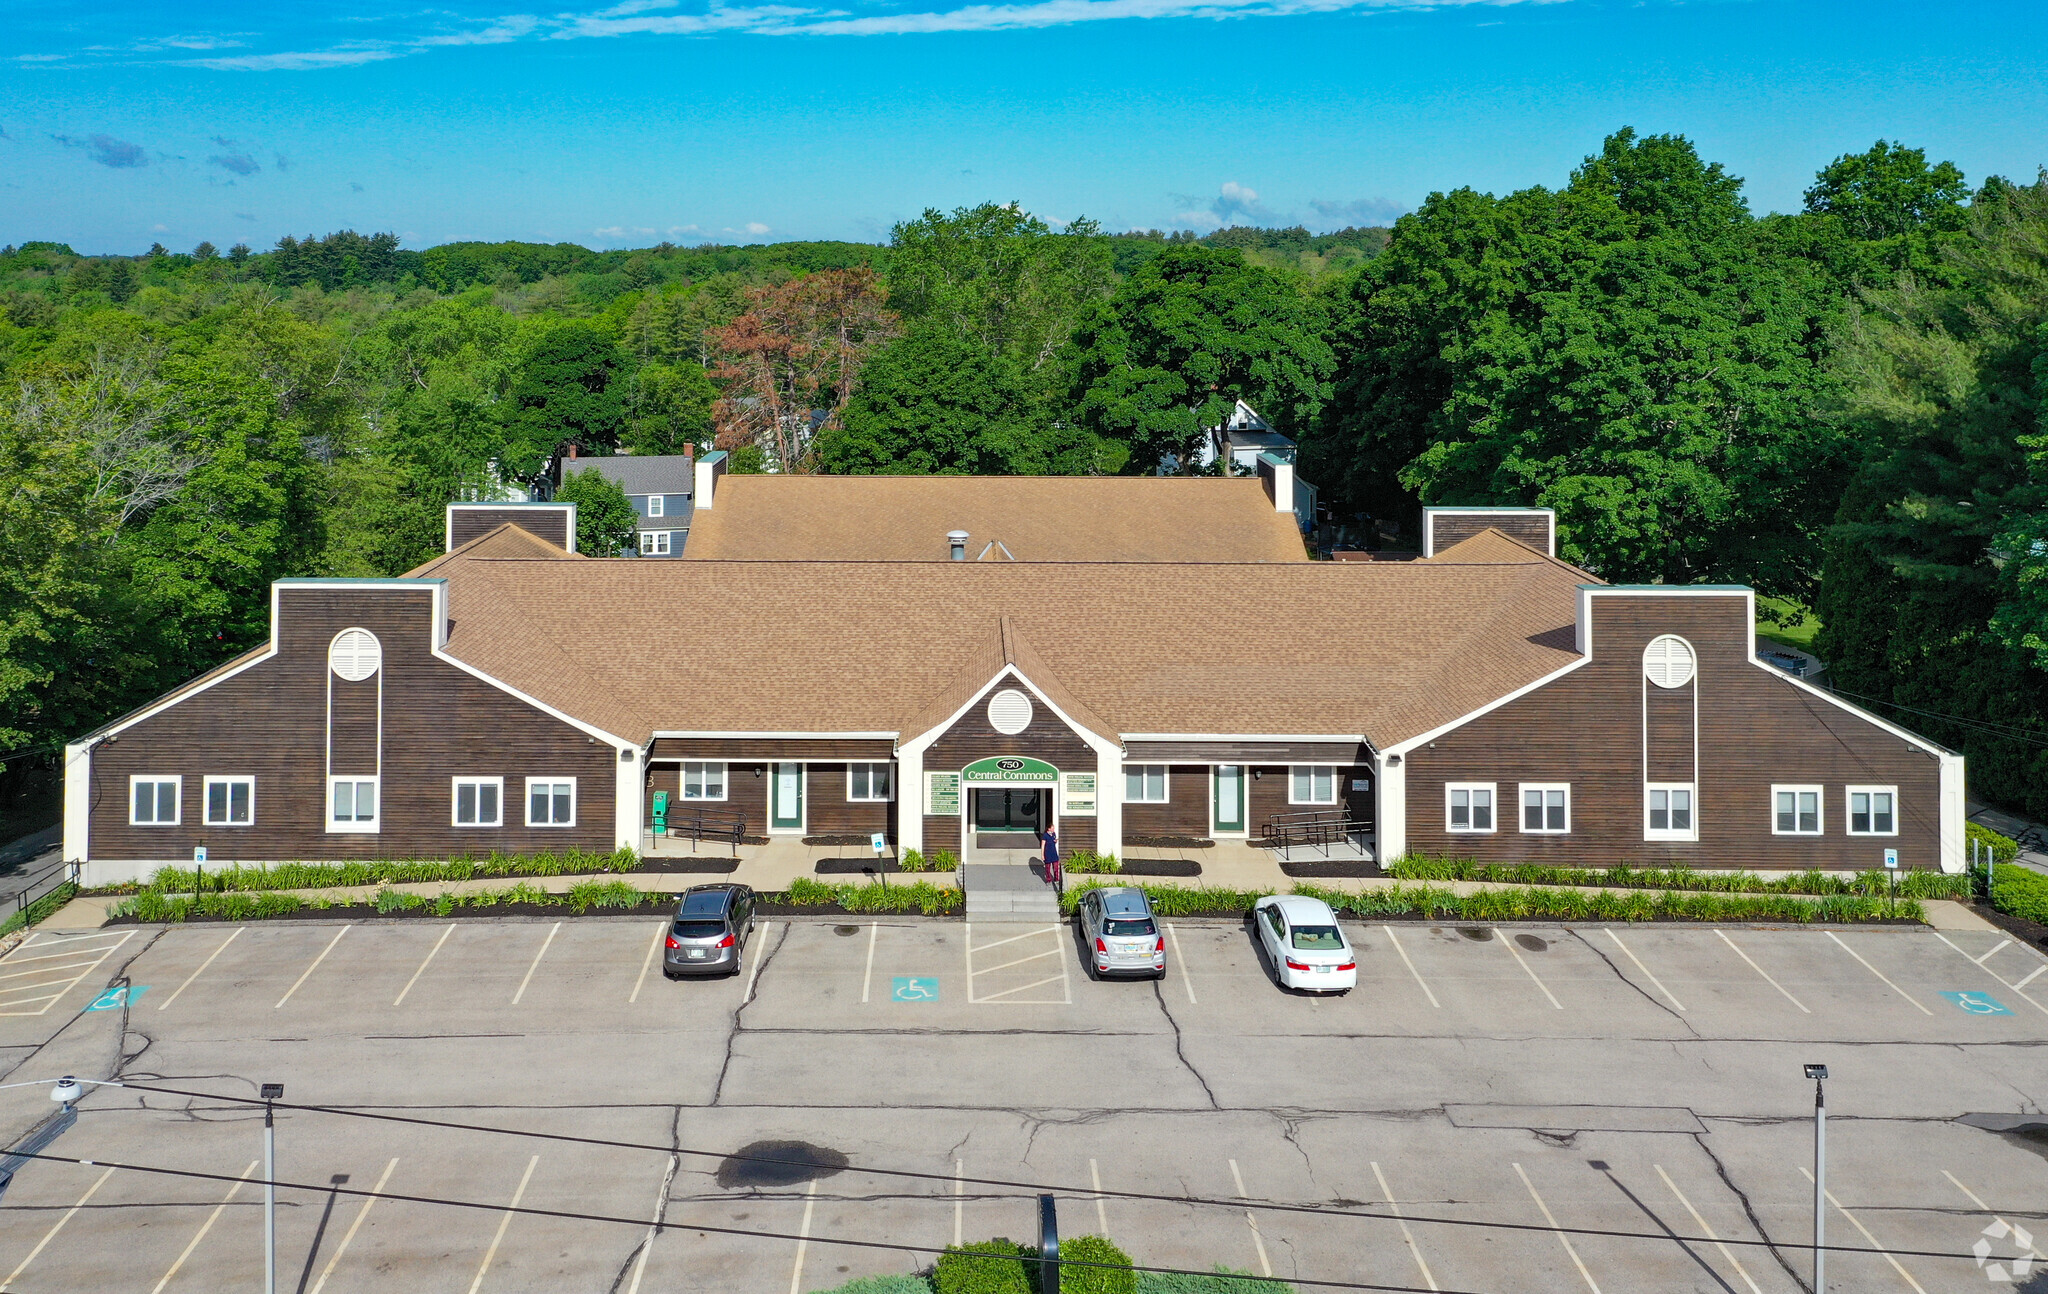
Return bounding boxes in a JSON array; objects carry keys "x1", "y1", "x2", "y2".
[
  {"x1": 1772, "y1": 785, "x2": 1823, "y2": 836},
  {"x1": 130, "y1": 776, "x2": 181, "y2": 826},
  {"x1": 1446, "y1": 783, "x2": 1495, "y2": 832},
  {"x1": 203, "y1": 776, "x2": 254, "y2": 826},
  {"x1": 1289, "y1": 766, "x2": 1337, "y2": 805},
  {"x1": 329, "y1": 777, "x2": 379, "y2": 832},
  {"x1": 1847, "y1": 786, "x2": 1897, "y2": 836},
  {"x1": 527, "y1": 778, "x2": 576, "y2": 826},
  {"x1": 1519, "y1": 784, "x2": 1569, "y2": 833},
  {"x1": 639, "y1": 531, "x2": 671, "y2": 556},
  {"x1": 848, "y1": 763, "x2": 894, "y2": 802},
  {"x1": 453, "y1": 777, "x2": 503, "y2": 826},
  {"x1": 647, "y1": 494, "x2": 665, "y2": 518},
  {"x1": 1124, "y1": 764, "x2": 1168, "y2": 803},
  {"x1": 1645, "y1": 784, "x2": 1695, "y2": 840},
  {"x1": 681, "y1": 762, "x2": 726, "y2": 800}
]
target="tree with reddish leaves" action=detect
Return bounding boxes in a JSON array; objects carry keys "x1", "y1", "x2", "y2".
[{"x1": 709, "y1": 268, "x2": 896, "y2": 473}]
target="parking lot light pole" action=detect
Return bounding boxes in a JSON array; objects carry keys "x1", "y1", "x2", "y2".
[
  {"x1": 1804, "y1": 1063, "x2": 1827, "y2": 1292},
  {"x1": 261, "y1": 1082, "x2": 283, "y2": 1294}
]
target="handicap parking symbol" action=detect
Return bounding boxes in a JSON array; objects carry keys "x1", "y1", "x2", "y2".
[
  {"x1": 1940, "y1": 990, "x2": 2012, "y2": 1016},
  {"x1": 892, "y1": 976, "x2": 939, "y2": 1002},
  {"x1": 87, "y1": 986, "x2": 147, "y2": 1012}
]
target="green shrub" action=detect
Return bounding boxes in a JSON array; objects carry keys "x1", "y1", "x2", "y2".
[
  {"x1": 1970, "y1": 823, "x2": 2020, "y2": 868},
  {"x1": 1065, "y1": 852, "x2": 1122, "y2": 875},
  {"x1": 566, "y1": 880, "x2": 643, "y2": 912},
  {"x1": 433, "y1": 892, "x2": 457, "y2": 917},
  {"x1": 1058, "y1": 1235, "x2": 1135, "y2": 1294},
  {"x1": 375, "y1": 888, "x2": 426, "y2": 914},
  {"x1": 900, "y1": 849, "x2": 929, "y2": 873},
  {"x1": 1990, "y1": 863, "x2": 2048, "y2": 924},
  {"x1": 929, "y1": 849, "x2": 961, "y2": 872},
  {"x1": 817, "y1": 1278, "x2": 933, "y2": 1294},
  {"x1": 1384, "y1": 854, "x2": 1973, "y2": 900},
  {"x1": 1135, "y1": 1270, "x2": 1291, "y2": 1294},
  {"x1": 934, "y1": 1239, "x2": 1034, "y2": 1294},
  {"x1": 144, "y1": 846, "x2": 643, "y2": 896},
  {"x1": 0, "y1": 882, "x2": 78, "y2": 937},
  {"x1": 786, "y1": 878, "x2": 838, "y2": 906}
]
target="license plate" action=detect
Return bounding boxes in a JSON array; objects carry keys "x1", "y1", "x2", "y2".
[
  {"x1": 1315, "y1": 965, "x2": 1332, "y2": 974},
  {"x1": 686, "y1": 949, "x2": 705, "y2": 959}
]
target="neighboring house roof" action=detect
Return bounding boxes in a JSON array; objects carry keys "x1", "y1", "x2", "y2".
[
  {"x1": 683, "y1": 476, "x2": 1308, "y2": 562},
  {"x1": 565, "y1": 454, "x2": 696, "y2": 497},
  {"x1": 433, "y1": 548, "x2": 1588, "y2": 749}
]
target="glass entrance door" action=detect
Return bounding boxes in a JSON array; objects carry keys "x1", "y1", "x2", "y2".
[
  {"x1": 771, "y1": 762, "x2": 804, "y2": 830},
  {"x1": 973, "y1": 788, "x2": 1044, "y2": 831},
  {"x1": 1212, "y1": 765, "x2": 1246, "y2": 834}
]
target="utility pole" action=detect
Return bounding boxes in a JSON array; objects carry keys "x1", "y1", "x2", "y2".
[
  {"x1": 1804, "y1": 1064, "x2": 1827, "y2": 1292},
  {"x1": 261, "y1": 1082, "x2": 283, "y2": 1294}
]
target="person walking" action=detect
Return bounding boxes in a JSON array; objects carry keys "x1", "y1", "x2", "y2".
[{"x1": 1041, "y1": 825, "x2": 1061, "y2": 894}]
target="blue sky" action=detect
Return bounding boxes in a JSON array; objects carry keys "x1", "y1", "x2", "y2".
[{"x1": 5, "y1": 0, "x2": 2046, "y2": 254}]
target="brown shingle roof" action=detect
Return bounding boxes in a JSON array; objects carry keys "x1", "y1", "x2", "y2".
[
  {"x1": 404, "y1": 521, "x2": 586, "y2": 578},
  {"x1": 438, "y1": 551, "x2": 1586, "y2": 749},
  {"x1": 683, "y1": 475, "x2": 1308, "y2": 563}
]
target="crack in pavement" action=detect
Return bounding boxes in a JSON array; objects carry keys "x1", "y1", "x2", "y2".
[
  {"x1": 1571, "y1": 929, "x2": 1700, "y2": 1037},
  {"x1": 709, "y1": 923, "x2": 789, "y2": 1107},
  {"x1": 1689, "y1": 1129, "x2": 1805, "y2": 1291},
  {"x1": 1151, "y1": 976, "x2": 1220, "y2": 1110}
]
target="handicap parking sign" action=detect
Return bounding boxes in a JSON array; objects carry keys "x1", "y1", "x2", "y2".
[
  {"x1": 87, "y1": 986, "x2": 147, "y2": 1012},
  {"x1": 892, "y1": 976, "x2": 939, "y2": 1002},
  {"x1": 1940, "y1": 990, "x2": 2012, "y2": 1016}
]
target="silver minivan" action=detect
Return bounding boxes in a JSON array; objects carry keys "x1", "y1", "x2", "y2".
[
  {"x1": 1075, "y1": 886, "x2": 1165, "y2": 979},
  {"x1": 662, "y1": 884, "x2": 756, "y2": 978}
]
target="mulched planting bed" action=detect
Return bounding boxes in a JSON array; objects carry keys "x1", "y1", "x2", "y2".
[
  {"x1": 1968, "y1": 899, "x2": 2048, "y2": 950},
  {"x1": 815, "y1": 857, "x2": 905, "y2": 874},
  {"x1": 1280, "y1": 861, "x2": 1381, "y2": 879},
  {"x1": 628, "y1": 858, "x2": 742, "y2": 873},
  {"x1": 755, "y1": 902, "x2": 961, "y2": 918},
  {"x1": 1126, "y1": 836, "x2": 1215, "y2": 849},
  {"x1": 1113, "y1": 859, "x2": 1203, "y2": 877}
]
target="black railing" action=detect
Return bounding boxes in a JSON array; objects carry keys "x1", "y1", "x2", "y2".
[
  {"x1": 657, "y1": 810, "x2": 749, "y2": 856},
  {"x1": 12, "y1": 862, "x2": 80, "y2": 919}
]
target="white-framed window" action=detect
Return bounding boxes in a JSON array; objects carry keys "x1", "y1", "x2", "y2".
[
  {"x1": 328, "y1": 776, "x2": 379, "y2": 833},
  {"x1": 1289, "y1": 765, "x2": 1338, "y2": 805},
  {"x1": 848, "y1": 762, "x2": 894, "y2": 802},
  {"x1": 681, "y1": 762, "x2": 726, "y2": 801},
  {"x1": 646, "y1": 493, "x2": 665, "y2": 518},
  {"x1": 639, "y1": 530, "x2": 671, "y2": 555},
  {"x1": 526, "y1": 778, "x2": 576, "y2": 826},
  {"x1": 1847, "y1": 786, "x2": 1898, "y2": 836},
  {"x1": 452, "y1": 777, "x2": 504, "y2": 827},
  {"x1": 203, "y1": 776, "x2": 254, "y2": 826},
  {"x1": 130, "y1": 775, "x2": 181, "y2": 826},
  {"x1": 1519, "y1": 783, "x2": 1570, "y2": 833},
  {"x1": 1446, "y1": 783, "x2": 1496, "y2": 833},
  {"x1": 1645, "y1": 783, "x2": 1695, "y2": 840},
  {"x1": 1124, "y1": 764, "x2": 1168, "y2": 803},
  {"x1": 1772, "y1": 784, "x2": 1823, "y2": 836}
]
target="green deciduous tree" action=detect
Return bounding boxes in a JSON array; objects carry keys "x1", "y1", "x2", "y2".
[
  {"x1": 504, "y1": 320, "x2": 627, "y2": 482},
  {"x1": 554, "y1": 467, "x2": 640, "y2": 556},
  {"x1": 624, "y1": 359, "x2": 715, "y2": 456}
]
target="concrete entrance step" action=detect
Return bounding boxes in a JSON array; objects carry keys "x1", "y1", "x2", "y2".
[{"x1": 961, "y1": 863, "x2": 1062, "y2": 920}]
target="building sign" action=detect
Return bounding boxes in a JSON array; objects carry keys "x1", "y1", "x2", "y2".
[
  {"x1": 927, "y1": 772, "x2": 962, "y2": 816},
  {"x1": 1062, "y1": 772, "x2": 1097, "y2": 816},
  {"x1": 960, "y1": 756, "x2": 1058, "y2": 783}
]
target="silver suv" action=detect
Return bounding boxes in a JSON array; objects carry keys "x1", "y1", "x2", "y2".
[
  {"x1": 662, "y1": 884, "x2": 756, "y2": 978},
  {"x1": 1075, "y1": 887, "x2": 1165, "y2": 979}
]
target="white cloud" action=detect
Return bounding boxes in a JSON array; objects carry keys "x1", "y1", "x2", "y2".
[
  {"x1": 745, "y1": 221, "x2": 771, "y2": 235},
  {"x1": 593, "y1": 225, "x2": 629, "y2": 237},
  {"x1": 182, "y1": 47, "x2": 403, "y2": 70},
  {"x1": 1308, "y1": 195, "x2": 1405, "y2": 226}
]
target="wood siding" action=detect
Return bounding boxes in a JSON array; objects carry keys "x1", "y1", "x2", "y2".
[
  {"x1": 1404, "y1": 594, "x2": 1946, "y2": 870},
  {"x1": 328, "y1": 675, "x2": 379, "y2": 773},
  {"x1": 89, "y1": 586, "x2": 616, "y2": 861},
  {"x1": 1121, "y1": 764, "x2": 1210, "y2": 839},
  {"x1": 448, "y1": 506, "x2": 572, "y2": 551},
  {"x1": 1645, "y1": 684, "x2": 1695, "y2": 783},
  {"x1": 1249, "y1": 764, "x2": 1372, "y2": 834},
  {"x1": 923, "y1": 693, "x2": 1096, "y2": 855},
  {"x1": 805, "y1": 762, "x2": 897, "y2": 839},
  {"x1": 1429, "y1": 512, "x2": 1551, "y2": 555},
  {"x1": 648, "y1": 738, "x2": 894, "y2": 761}
]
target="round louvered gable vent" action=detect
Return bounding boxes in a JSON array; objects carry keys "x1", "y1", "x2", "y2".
[
  {"x1": 987, "y1": 688, "x2": 1033, "y2": 735},
  {"x1": 1643, "y1": 635, "x2": 1695, "y2": 689},
  {"x1": 329, "y1": 628, "x2": 383, "y2": 682}
]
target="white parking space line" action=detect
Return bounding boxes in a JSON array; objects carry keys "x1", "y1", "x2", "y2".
[
  {"x1": 1799, "y1": 1167, "x2": 1927, "y2": 1293},
  {"x1": 511, "y1": 922, "x2": 561, "y2": 1005},
  {"x1": 1227, "y1": 1159, "x2": 1273, "y2": 1279},
  {"x1": 976, "y1": 946, "x2": 1060, "y2": 976},
  {"x1": 1715, "y1": 930, "x2": 1810, "y2": 1013},
  {"x1": 629, "y1": 922, "x2": 664, "y2": 1005},
  {"x1": 1383, "y1": 926, "x2": 1439, "y2": 1008},
  {"x1": 1090, "y1": 1159, "x2": 1109, "y2": 1234},
  {"x1": 1165, "y1": 924, "x2": 1195, "y2": 1003},
  {"x1": 625, "y1": 1154, "x2": 679, "y2": 1294},
  {"x1": 787, "y1": 1179, "x2": 819, "y2": 1294},
  {"x1": 1605, "y1": 930, "x2": 1686, "y2": 1012},
  {"x1": 861, "y1": 921, "x2": 878, "y2": 1004},
  {"x1": 0, "y1": 932, "x2": 134, "y2": 1016},
  {"x1": 953, "y1": 1161, "x2": 964, "y2": 1248},
  {"x1": 2016, "y1": 963, "x2": 2047, "y2": 990},
  {"x1": 1370, "y1": 1161, "x2": 1438, "y2": 1292},
  {"x1": 394, "y1": 924, "x2": 454, "y2": 1007},
  {"x1": 0, "y1": 1165, "x2": 115, "y2": 1291},
  {"x1": 1825, "y1": 932, "x2": 1932, "y2": 1015},
  {"x1": 1514, "y1": 1162, "x2": 1600, "y2": 1294},
  {"x1": 276, "y1": 926, "x2": 350, "y2": 1009},
  {"x1": 1653, "y1": 1164, "x2": 1763, "y2": 1294},
  {"x1": 1941, "y1": 1170, "x2": 2046, "y2": 1262},
  {"x1": 742, "y1": 924, "x2": 773, "y2": 1005},
  {"x1": 969, "y1": 924, "x2": 1060, "y2": 953},
  {"x1": 157, "y1": 928, "x2": 242, "y2": 1012},
  {"x1": 308, "y1": 1157, "x2": 398, "y2": 1294},
  {"x1": 965, "y1": 924, "x2": 1069, "y2": 1005},
  {"x1": 149, "y1": 1160, "x2": 260, "y2": 1294},
  {"x1": 1973, "y1": 939, "x2": 2012, "y2": 965},
  {"x1": 467, "y1": 1155, "x2": 539, "y2": 1294},
  {"x1": 1932, "y1": 932, "x2": 2048, "y2": 1017},
  {"x1": 976, "y1": 975, "x2": 1067, "y2": 1003},
  {"x1": 1499, "y1": 930, "x2": 1563, "y2": 1010}
]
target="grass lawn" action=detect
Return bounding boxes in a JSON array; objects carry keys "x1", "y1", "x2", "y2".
[{"x1": 1758, "y1": 595, "x2": 1821, "y2": 652}]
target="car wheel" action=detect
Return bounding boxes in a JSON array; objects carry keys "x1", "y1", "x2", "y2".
[{"x1": 662, "y1": 970, "x2": 679, "y2": 981}]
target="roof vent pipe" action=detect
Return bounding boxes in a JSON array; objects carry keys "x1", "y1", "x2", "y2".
[{"x1": 948, "y1": 530, "x2": 969, "y2": 561}]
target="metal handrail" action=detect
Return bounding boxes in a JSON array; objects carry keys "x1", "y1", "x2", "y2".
[
  {"x1": 663, "y1": 810, "x2": 749, "y2": 857},
  {"x1": 13, "y1": 861, "x2": 80, "y2": 916}
]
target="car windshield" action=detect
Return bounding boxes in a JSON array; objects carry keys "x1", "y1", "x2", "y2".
[
  {"x1": 1290, "y1": 924, "x2": 1345, "y2": 950},
  {"x1": 1104, "y1": 918, "x2": 1156, "y2": 937},
  {"x1": 672, "y1": 920, "x2": 726, "y2": 939}
]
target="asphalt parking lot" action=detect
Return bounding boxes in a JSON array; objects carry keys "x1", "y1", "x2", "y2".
[{"x1": 0, "y1": 913, "x2": 2041, "y2": 1293}]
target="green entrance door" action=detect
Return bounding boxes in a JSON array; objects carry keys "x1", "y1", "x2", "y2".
[
  {"x1": 1212, "y1": 764, "x2": 1246, "y2": 834},
  {"x1": 771, "y1": 762, "x2": 805, "y2": 830}
]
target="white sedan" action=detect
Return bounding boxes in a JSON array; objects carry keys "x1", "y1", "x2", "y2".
[{"x1": 1251, "y1": 895, "x2": 1357, "y2": 993}]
